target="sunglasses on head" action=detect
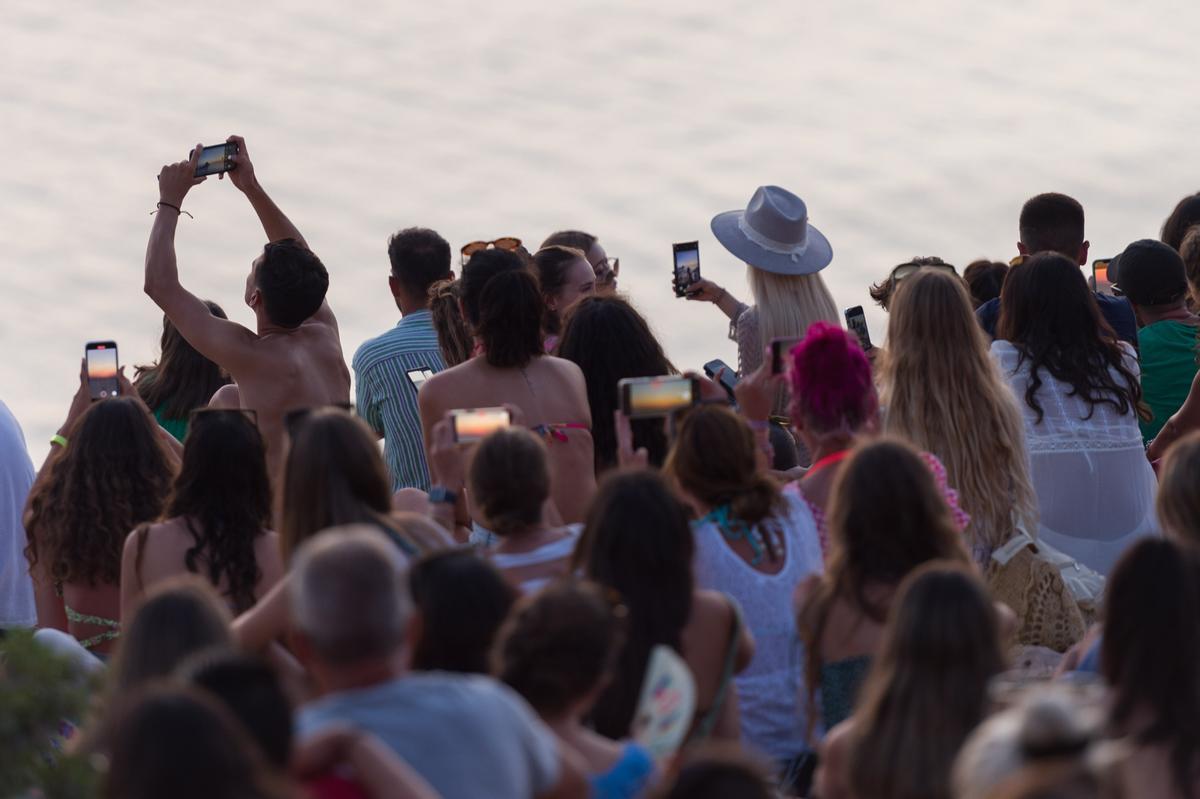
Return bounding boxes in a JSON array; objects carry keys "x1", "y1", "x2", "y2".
[
  {"x1": 889, "y1": 261, "x2": 959, "y2": 281},
  {"x1": 461, "y1": 237, "x2": 522, "y2": 266}
]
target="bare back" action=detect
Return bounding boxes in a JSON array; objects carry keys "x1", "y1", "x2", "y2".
[
  {"x1": 231, "y1": 316, "x2": 351, "y2": 492},
  {"x1": 120, "y1": 516, "x2": 284, "y2": 619},
  {"x1": 419, "y1": 354, "x2": 596, "y2": 523}
]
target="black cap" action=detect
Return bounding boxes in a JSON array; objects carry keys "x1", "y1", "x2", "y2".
[{"x1": 1109, "y1": 239, "x2": 1188, "y2": 307}]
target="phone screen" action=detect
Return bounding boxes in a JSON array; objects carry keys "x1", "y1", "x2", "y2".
[
  {"x1": 621, "y1": 376, "x2": 698, "y2": 419},
  {"x1": 673, "y1": 242, "x2": 701, "y2": 297},
  {"x1": 86, "y1": 342, "x2": 119, "y2": 400},
  {"x1": 703, "y1": 360, "x2": 738, "y2": 401},
  {"x1": 1093, "y1": 260, "x2": 1113, "y2": 296},
  {"x1": 194, "y1": 143, "x2": 238, "y2": 177},
  {"x1": 844, "y1": 307, "x2": 872, "y2": 351},
  {"x1": 451, "y1": 408, "x2": 512, "y2": 443},
  {"x1": 407, "y1": 367, "x2": 434, "y2": 391},
  {"x1": 770, "y1": 337, "x2": 802, "y2": 375}
]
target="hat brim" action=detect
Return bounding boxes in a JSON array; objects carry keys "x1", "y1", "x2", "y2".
[{"x1": 710, "y1": 210, "x2": 833, "y2": 275}]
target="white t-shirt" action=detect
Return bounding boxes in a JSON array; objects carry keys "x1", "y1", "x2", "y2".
[
  {"x1": 0, "y1": 401, "x2": 36, "y2": 628},
  {"x1": 297, "y1": 672, "x2": 561, "y2": 799}
]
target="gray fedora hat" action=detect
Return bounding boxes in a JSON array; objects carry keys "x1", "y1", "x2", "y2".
[{"x1": 710, "y1": 185, "x2": 833, "y2": 275}]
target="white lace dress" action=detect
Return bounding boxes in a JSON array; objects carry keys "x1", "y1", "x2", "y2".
[{"x1": 991, "y1": 341, "x2": 1158, "y2": 575}]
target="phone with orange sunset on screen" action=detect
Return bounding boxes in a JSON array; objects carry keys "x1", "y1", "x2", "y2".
[
  {"x1": 451, "y1": 407, "x2": 513, "y2": 443},
  {"x1": 85, "y1": 341, "x2": 119, "y2": 400}
]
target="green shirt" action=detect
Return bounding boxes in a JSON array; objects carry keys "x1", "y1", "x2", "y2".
[
  {"x1": 1138, "y1": 319, "x2": 1199, "y2": 443},
  {"x1": 153, "y1": 405, "x2": 189, "y2": 443}
]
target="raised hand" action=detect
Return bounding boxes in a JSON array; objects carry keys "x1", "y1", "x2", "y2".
[
  {"x1": 683, "y1": 278, "x2": 724, "y2": 303},
  {"x1": 222, "y1": 134, "x2": 259, "y2": 193},
  {"x1": 733, "y1": 352, "x2": 783, "y2": 423},
  {"x1": 156, "y1": 144, "x2": 206, "y2": 207}
]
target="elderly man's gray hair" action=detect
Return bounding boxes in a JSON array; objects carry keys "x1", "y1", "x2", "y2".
[{"x1": 289, "y1": 525, "x2": 412, "y2": 664}]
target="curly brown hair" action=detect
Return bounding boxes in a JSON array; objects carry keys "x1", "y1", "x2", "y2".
[{"x1": 25, "y1": 397, "x2": 175, "y2": 587}]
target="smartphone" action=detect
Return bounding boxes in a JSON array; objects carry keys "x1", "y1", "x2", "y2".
[
  {"x1": 451, "y1": 407, "x2": 512, "y2": 443},
  {"x1": 406, "y1": 367, "x2": 434, "y2": 391},
  {"x1": 194, "y1": 142, "x2": 239, "y2": 178},
  {"x1": 672, "y1": 241, "x2": 701, "y2": 298},
  {"x1": 703, "y1": 359, "x2": 738, "y2": 402},
  {"x1": 770, "y1": 337, "x2": 802, "y2": 375},
  {"x1": 619, "y1": 376, "x2": 700, "y2": 419},
  {"x1": 85, "y1": 341, "x2": 120, "y2": 400},
  {"x1": 844, "y1": 306, "x2": 872, "y2": 351},
  {"x1": 1093, "y1": 259, "x2": 1114, "y2": 296}
]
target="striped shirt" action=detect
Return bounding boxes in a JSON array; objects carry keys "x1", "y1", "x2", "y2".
[{"x1": 352, "y1": 310, "x2": 446, "y2": 492}]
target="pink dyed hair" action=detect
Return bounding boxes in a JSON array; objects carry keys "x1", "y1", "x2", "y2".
[{"x1": 787, "y1": 321, "x2": 876, "y2": 433}]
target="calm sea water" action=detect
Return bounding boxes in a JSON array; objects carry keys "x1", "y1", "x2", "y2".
[{"x1": 3, "y1": 1, "x2": 1198, "y2": 451}]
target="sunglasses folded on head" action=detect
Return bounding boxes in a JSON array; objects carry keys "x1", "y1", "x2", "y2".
[
  {"x1": 889, "y1": 261, "x2": 959, "y2": 281},
  {"x1": 461, "y1": 237, "x2": 522, "y2": 265}
]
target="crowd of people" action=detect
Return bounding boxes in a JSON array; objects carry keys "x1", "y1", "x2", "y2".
[{"x1": 3, "y1": 136, "x2": 1200, "y2": 798}]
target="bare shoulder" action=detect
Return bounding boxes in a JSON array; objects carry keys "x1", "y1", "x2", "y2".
[{"x1": 692, "y1": 588, "x2": 732, "y2": 622}]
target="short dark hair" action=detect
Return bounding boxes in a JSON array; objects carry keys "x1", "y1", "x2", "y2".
[
  {"x1": 542, "y1": 230, "x2": 597, "y2": 253},
  {"x1": 388, "y1": 227, "x2": 451, "y2": 298},
  {"x1": 409, "y1": 549, "x2": 517, "y2": 674},
  {"x1": 181, "y1": 650, "x2": 293, "y2": 770},
  {"x1": 1018, "y1": 193, "x2": 1085, "y2": 257},
  {"x1": 256, "y1": 239, "x2": 329, "y2": 328}
]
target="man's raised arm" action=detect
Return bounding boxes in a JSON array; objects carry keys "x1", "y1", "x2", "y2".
[
  {"x1": 224, "y1": 134, "x2": 335, "y2": 326},
  {"x1": 144, "y1": 145, "x2": 257, "y2": 370},
  {"x1": 223, "y1": 135, "x2": 308, "y2": 248}
]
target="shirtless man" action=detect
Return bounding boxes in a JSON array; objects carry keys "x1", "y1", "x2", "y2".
[{"x1": 146, "y1": 136, "x2": 351, "y2": 501}]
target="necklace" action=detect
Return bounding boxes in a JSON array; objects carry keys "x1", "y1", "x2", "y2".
[{"x1": 697, "y1": 505, "x2": 781, "y2": 566}]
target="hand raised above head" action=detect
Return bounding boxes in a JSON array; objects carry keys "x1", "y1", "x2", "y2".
[
  {"x1": 222, "y1": 134, "x2": 259, "y2": 193},
  {"x1": 156, "y1": 143, "x2": 206, "y2": 206}
]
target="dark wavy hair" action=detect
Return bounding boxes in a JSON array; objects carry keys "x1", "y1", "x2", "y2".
[
  {"x1": 164, "y1": 410, "x2": 271, "y2": 613},
  {"x1": 996, "y1": 252, "x2": 1141, "y2": 424},
  {"x1": 1102, "y1": 538, "x2": 1200, "y2": 799},
  {"x1": 24, "y1": 398, "x2": 174, "y2": 586},
  {"x1": 135, "y1": 302, "x2": 231, "y2": 421},
  {"x1": 572, "y1": 470, "x2": 695, "y2": 738},
  {"x1": 556, "y1": 295, "x2": 675, "y2": 473},
  {"x1": 255, "y1": 239, "x2": 329, "y2": 329},
  {"x1": 280, "y1": 408, "x2": 394, "y2": 562},
  {"x1": 460, "y1": 249, "x2": 545, "y2": 368}
]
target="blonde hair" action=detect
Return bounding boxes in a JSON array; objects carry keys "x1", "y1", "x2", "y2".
[
  {"x1": 879, "y1": 270, "x2": 1037, "y2": 553},
  {"x1": 747, "y1": 267, "x2": 840, "y2": 355}
]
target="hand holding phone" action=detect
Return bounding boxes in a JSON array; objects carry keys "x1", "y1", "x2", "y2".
[
  {"x1": 672, "y1": 242, "x2": 701, "y2": 298},
  {"x1": 194, "y1": 141, "x2": 239, "y2": 178},
  {"x1": 844, "y1": 306, "x2": 872, "y2": 351},
  {"x1": 703, "y1": 359, "x2": 738, "y2": 402},
  {"x1": 85, "y1": 341, "x2": 120, "y2": 400},
  {"x1": 451, "y1": 407, "x2": 513, "y2": 443},
  {"x1": 619, "y1": 376, "x2": 700, "y2": 419}
]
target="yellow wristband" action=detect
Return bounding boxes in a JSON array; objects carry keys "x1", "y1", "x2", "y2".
[{"x1": 50, "y1": 434, "x2": 68, "y2": 448}]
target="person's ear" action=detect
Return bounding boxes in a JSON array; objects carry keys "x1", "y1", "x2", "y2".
[
  {"x1": 388, "y1": 275, "x2": 402, "y2": 298},
  {"x1": 246, "y1": 288, "x2": 261, "y2": 309},
  {"x1": 1078, "y1": 240, "x2": 1090, "y2": 266},
  {"x1": 1016, "y1": 242, "x2": 1029, "y2": 256}
]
